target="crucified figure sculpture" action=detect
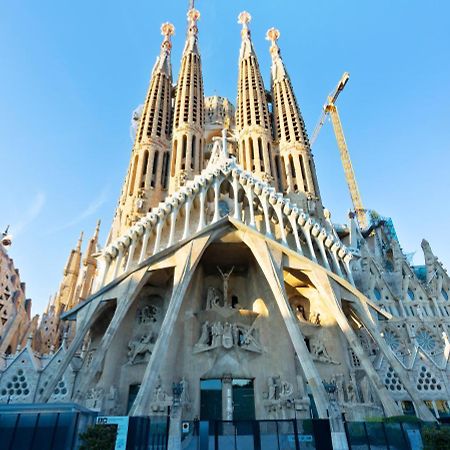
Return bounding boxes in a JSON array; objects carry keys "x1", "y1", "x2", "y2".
[{"x1": 217, "y1": 266, "x2": 234, "y2": 308}]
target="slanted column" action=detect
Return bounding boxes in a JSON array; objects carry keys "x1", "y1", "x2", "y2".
[
  {"x1": 316, "y1": 229, "x2": 331, "y2": 271},
  {"x1": 196, "y1": 188, "x2": 206, "y2": 231},
  {"x1": 331, "y1": 242, "x2": 343, "y2": 277},
  {"x1": 212, "y1": 178, "x2": 221, "y2": 223},
  {"x1": 182, "y1": 197, "x2": 193, "y2": 239},
  {"x1": 112, "y1": 244, "x2": 124, "y2": 280},
  {"x1": 130, "y1": 236, "x2": 211, "y2": 416},
  {"x1": 125, "y1": 232, "x2": 139, "y2": 272},
  {"x1": 73, "y1": 266, "x2": 151, "y2": 403},
  {"x1": 232, "y1": 174, "x2": 241, "y2": 220},
  {"x1": 240, "y1": 234, "x2": 330, "y2": 419},
  {"x1": 139, "y1": 224, "x2": 153, "y2": 263},
  {"x1": 310, "y1": 269, "x2": 432, "y2": 420},
  {"x1": 302, "y1": 218, "x2": 317, "y2": 263}
]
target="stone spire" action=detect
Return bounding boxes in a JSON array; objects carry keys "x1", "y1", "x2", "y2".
[
  {"x1": 58, "y1": 231, "x2": 83, "y2": 312},
  {"x1": 169, "y1": 8, "x2": 205, "y2": 193},
  {"x1": 235, "y1": 12, "x2": 280, "y2": 189},
  {"x1": 110, "y1": 23, "x2": 175, "y2": 241},
  {"x1": 78, "y1": 220, "x2": 101, "y2": 301},
  {"x1": 267, "y1": 28, "x2": 322, "y2": 211}
]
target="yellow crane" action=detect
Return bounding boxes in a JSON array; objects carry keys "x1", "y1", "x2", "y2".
[{"x1": 310, "y1": 72, "x2": 368, "y2": 229}]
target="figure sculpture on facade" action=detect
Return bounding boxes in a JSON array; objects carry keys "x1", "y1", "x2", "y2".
[
  {"x1": 127, "y1": 333, "x2": 157, "y2": 364},
  {"x1": 309, "y1": 335, "x2": 340, "y2": 364}
]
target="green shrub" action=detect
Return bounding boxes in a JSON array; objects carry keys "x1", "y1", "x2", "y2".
[
  {"x1": 422, "y1": 425, "x2": 450, "y2": 450},
  {"x1": 79, "y1": 424, "x2": 117, "y2": 450}
]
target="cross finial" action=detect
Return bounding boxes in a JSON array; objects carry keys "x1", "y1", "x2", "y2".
[{"x1": 238, "y1": 11, "x2": 252, "y2": 28}]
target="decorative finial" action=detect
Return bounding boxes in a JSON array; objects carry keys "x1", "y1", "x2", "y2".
[
  {"x1": 266, "y1": 28, "x2": 281, "y2": 58},
  {"x1": 161, "y1": 22, "x2": 175, "y2": 38},
  {"x1": 187, "y1": 8, "x2": 200, "y2": 24},
  {"x1": 238, "y1": 11, "x2": 252, "y2": 27},
  {"x1": 266, "y1": 27, "x2": 280, "y2": 44},
  {"x1": 160, "y1": 22, "x2": 175, "y2": 51}
]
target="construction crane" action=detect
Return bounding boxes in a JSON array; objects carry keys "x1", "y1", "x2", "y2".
[{"x1": 310, "y1": 73, "x2": 368, "y2": 229}]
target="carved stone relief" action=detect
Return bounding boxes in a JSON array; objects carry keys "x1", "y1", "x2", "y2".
[
  {"x1": 194, "y1": 321, "x2": 261, "y2": 353},
  {"x1": 263, "y1": 375, "x2": 306, "y2": 419},
  {"x1": 309, "y1": 334, "x2": 340, "y2": 365},
  {"x1": 127, "y1": 332, "x2": 157, "y2": 364}
]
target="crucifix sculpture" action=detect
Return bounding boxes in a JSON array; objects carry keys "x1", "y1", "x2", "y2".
[{"x1": 217, "y1": 266, "x2": 234, "y2": 308}]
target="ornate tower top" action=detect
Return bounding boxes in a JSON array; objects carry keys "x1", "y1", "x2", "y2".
[
  {"x1": 267, "y1": 26, "x2": 322, "y2": 209},
  {"x1": 184, "y1": 8, "x2": 201, "y2": 54},
  {"x1": 152, "y1": 22, "x2": 175, "y2": 77},
  {"x1": 238, "y1": 11, "x2": 254, "y2": 59}
]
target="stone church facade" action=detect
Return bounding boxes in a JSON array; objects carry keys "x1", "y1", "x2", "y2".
[{"x1": 1, "y1": 6, "x2": 450, "y2": 439}]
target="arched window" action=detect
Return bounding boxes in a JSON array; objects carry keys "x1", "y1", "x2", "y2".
[
  {"x1": 151, "y1": 151, "x2": 159, "y2": 188},
  {"x1": 140, "y1": 150, "x2": 149, "y2": 188},
  {"x1": 129, "y1": 155, "x2": 139, "y2": 196},
  {"x1": 191, "y1": 135, "x2": 196, "y2": 169},
  {"x1": 162, "y1": 152, "x2": 170, "y2": 189},
  {"x1": 182, "y1": 135, "x2": 187, "y2": 164},
  {"x1": 171, "y1": 140, "x2": 178, "y2": 177}
]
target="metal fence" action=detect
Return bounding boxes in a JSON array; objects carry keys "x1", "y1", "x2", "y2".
[
  {"x1": 344, "y1": 421, "x2": 423, "y2": 450},
  {"x1": 180, "y1": 419, "x2": 332, "y2": 450}
]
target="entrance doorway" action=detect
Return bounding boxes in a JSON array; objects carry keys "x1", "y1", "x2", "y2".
[
  {"x1": 232, "y1": 379, "x2": 255, "y2": 420},
  {"x1": 200, "y1": 378, "x2": 255, "y2": 421}
]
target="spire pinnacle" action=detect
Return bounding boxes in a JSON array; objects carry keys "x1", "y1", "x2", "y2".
[
  {"x1": 160, "y1": 22, "x2": 175, "y2": 52},
  {"x1": 238, "y1": 11, "x2": 252, "y2": 29},
  {"x1": 183, "y1": 8, "x2": 200, "y2": 54},
  {"x1": 76, "y1": 231, "x2": 84, "y2": 251},
  {"x1": 238, "y1": 11, "x2": 255, "y2": 59},
  {"x1": 94, "y1": 219, "x2": 101, "y2": 238},
  {"x1": 266, "y1": 27, "x2": 281, "y2": 56},
  {"x1": 266, "y1": 27, "x2": 286, "y2": 81}
]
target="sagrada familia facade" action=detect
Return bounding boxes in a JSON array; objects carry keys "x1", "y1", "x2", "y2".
[{"x1": 1, "y1": 5, "x2": 450, "y2": 437}]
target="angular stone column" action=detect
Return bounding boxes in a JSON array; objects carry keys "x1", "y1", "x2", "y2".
[
  {"x1": 130, "y1": 234, "x2": 212, "y2": 416},
  {"x1": 73, "y1": 265, "x2": 150, "y2": 402},
  {"x1": 240, "y1": 233, "x2": 330, "y2": 419},
  {"x1": 351, "y1": 300, "x2": 436, "y2": 422},
  {"x1": 38, "y1": 294, "x2": 113, "y2": 402},
  {"x1": 309, "y1": 269, "x2": 401, "y2": 418}
]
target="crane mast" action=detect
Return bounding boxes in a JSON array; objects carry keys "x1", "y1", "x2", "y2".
[{"x1": 311, "y1": 73, "x2": 368, "y2": 229}]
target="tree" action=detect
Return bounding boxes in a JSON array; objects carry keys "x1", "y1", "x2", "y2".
[{"x1": 79, "y1": 424, "x2": 117, "y2": 450}]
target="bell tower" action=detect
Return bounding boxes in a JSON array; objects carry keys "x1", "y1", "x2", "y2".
[
  {"x1": 169, "y1": 8, "x2": 205, "y2": 193},
  {"x1": 110, "y1": 23, "x2": 174, "y2": 241},
  {"x1": 235, "y1": 12, "x2": 281, "y2": 189},
  {"x1": 267, "y1": 28, "x2": 322, "y2": 213}
]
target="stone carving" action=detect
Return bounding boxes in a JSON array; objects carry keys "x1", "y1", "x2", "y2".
[
  {"x1": 331, "y1": 373, "x2": 345, "y2": 404},
  {"x1": 206, "y1": 287, "x2": 220, "y2": 309},
  {"x1": 172, "y1": 377, "x2": 190, "y2": 409},
  {"x1": 194, "y1": 320, "x2": 262, "y2": 353},
  {"x1": 359, "y1": 375, "x2": 373, "y2": 404},
  {"x1": 217, "y1": 266, "x2": 234, "y2": 307},
  {"x1": 264, "y1": 376, "x2": 300, "y2": 419},
  {"x1": 295, "y1": 304, "x2": 306, "y2": 321},
  {"x1": 137, "y1": 305, "x2": 157, "y2": 324},
  {"x1": 150, "y1": 376, "x2": 172, "y2": 413},
  {"x1": 85, "y1": 387, "x2": 104, "y2": 410},
  {"x1": 127, "y1": 332, "x2": 157, "y2": 364},
  {"x1": 346, "y1": 383, "x2": 357, "y2": 403},
  {"x1": 309, "y1": 335, "x2": 340, "y2": 364}
]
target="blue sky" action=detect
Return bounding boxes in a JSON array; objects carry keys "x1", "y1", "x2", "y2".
[{"x1": 1, "y1": 0, "x2": 449, "y2": 315}]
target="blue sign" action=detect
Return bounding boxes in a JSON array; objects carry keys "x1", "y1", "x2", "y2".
[{"x1": 97, "y1": 416, "x2": 130, "y2": 450}]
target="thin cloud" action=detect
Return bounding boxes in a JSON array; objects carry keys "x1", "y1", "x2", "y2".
[
  {"x1": 12, "y1": 192, "x2": 46, "y2": 237},
  {"x1": 50, "y1": 187, "x2": 109, "y2": 233}
]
